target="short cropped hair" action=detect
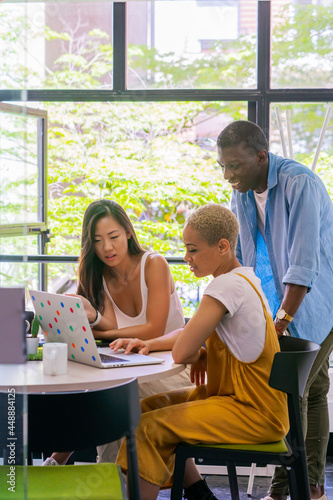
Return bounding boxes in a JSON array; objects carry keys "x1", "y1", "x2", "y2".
[
  {"x1": 217, "y1": 120, "x2": 268, "y2": 154},
  {"x1": 186, "y1": 204, "x2": 239, "y2": 253}
]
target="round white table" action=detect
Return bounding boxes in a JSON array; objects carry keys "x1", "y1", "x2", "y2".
[{"x1": 0, "y1": 351, "x2": 185, "y2": 393}]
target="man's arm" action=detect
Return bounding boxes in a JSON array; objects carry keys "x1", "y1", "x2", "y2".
[
  {"x1": 274, "y1": 283, "x2": 308, "y2": 336},
  {"x1": 274, "y1": 174, "x2": 323, "y2": 337}
]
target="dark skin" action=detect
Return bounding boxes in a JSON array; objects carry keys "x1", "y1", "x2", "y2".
[{"x1": 217, "y1": 143, "x2": 323, "y2": 499}]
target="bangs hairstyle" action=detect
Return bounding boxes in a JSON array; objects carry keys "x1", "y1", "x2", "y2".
[
  {"x1": 77, "y1": 199, "x2": 144, "y2": 312},
  {"x1": 186, "y1": 204, "x2": 239, "y2": 253},
  {"x1": 82, "y1": 199, "x2": 143, "y2": 255},
  {"x1": 217, "y1": 120, "x2": 268, "y2": 155}
]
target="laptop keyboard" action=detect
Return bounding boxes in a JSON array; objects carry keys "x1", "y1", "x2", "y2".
[{"x1": 99, "y1": 353, "x2": 129, "y2": 364}]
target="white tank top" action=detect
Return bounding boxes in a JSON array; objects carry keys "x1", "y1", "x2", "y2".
[{"x1": 102, "y1": 252, "x2": 184, "y2": 334}]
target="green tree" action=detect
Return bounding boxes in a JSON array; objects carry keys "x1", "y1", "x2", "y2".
[{"x1": 0, "y1": 2, "x2": 332, "y2": 312}]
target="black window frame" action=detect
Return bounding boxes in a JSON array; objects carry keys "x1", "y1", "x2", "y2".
[
  {"x1": 0, "y1": 2, "x2": 332, "y2": 138},
  {"x1": 0, "y1": 0, "x2": 332, "y2": 283}
]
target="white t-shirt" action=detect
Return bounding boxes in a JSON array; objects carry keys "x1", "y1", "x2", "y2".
[
  {"x1": 253, "y1": 189, "x2": 268, "y2": 236},
  {"x1": 203, "y1": 267, "x2": 272, "y2": 362}
]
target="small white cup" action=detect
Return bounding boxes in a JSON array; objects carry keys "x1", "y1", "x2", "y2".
[{"x1": 43, "y1": 342, "x2": 68, "y2": 376}]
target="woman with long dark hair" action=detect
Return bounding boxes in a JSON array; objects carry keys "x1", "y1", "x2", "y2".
[
  {"x1": 75, "y1": 199, "x2": 184, "y2": 341},
  {"x1": 42, "y1": 199, "x2": 191, "y2": 466}
]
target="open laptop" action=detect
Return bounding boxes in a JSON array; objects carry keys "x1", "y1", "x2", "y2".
[{"x1": 29, "y1": 290, "x2": 164, "y2": 369}]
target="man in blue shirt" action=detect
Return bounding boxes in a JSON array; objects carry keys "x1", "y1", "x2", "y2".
[{"x1": 217, "y1": 120, "x2": 333, "y2": 500}]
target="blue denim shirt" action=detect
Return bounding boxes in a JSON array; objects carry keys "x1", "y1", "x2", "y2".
[{"x1": 231, "y1": 152, "x2": 333, "y2": 344}]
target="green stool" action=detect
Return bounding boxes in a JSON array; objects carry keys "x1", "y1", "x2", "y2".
[
  {"x1": 0, "y1": 463, "x2": 125, "y2": 499},
  {"x1": 0, "y1": 379, "x2": 141, "y2": 500}
]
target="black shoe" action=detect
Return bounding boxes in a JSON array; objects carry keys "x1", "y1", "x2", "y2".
[{"x1": 184, "y1": 478, "x2": 218, "y2": 500}]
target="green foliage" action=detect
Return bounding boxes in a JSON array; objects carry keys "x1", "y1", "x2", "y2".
[
  {"x1": 46, "y1": 99, "x2": 232, "y2": 260},
  {"x1": 297, "y1": 152, "x2": 333, "y2": 201},
  {"x1": 270, "y1": 102, "x2": 333, "y2": 155},
  {"x1": 317, "y1": 158, "x2": 333, "y2": 200},
  {"x1": 271, "y1": 3, "x2": 333, "y2": 88},
  {"x1": 0, "y1": 1, "x2": 332, "y2": 307},
  {"x1": 128, "y1": 35, "x2": 256, "y2": 89},
  {"x1": 31, "y1": 315, "x2": 40, "y2": 338}
]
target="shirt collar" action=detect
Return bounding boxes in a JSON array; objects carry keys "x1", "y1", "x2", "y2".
[{"x1": 267, "y1": 152, "x2": 278, "y2": 190}]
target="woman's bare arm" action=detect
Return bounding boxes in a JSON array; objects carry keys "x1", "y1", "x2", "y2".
[
  {"x1": 110, "y1": 328, "x2": 183, "y2": 354},
  {"x1": 94, "y1": 255, "x2": 179, "y2": 341},
  {"x1": 172, "y1": 295, "x2": 227, "y2": 364}
]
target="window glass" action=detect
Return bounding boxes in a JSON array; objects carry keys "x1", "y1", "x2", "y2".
[
  {"x1": 0, "y1": 235, "x2": 39, "y2": 299},
  {"x1": 0, "y1": 2, "x2": 113, "y2": 90},
  {"x1": 270, "y1": 102, "x2": 333, "y2": 198},
  {"x1": 41, "y1": 100, "x2": 239, "y2": 257},
  {"x1": 271, "y1": 0, "x2": 333, "y2": 88},
  {"x1": 18, "y1": 100, "x2": 243, "y2": 296},
  {"x1": 47, "y1": 262, "x2": 78, "y2": 294},
  {"x1": 127, "y1": 0, "x2": 257, "y2": 89},
  {"x1": 0, "y1": 110, "x2": 40, "y2": 225},
  {"x1": 48, "y1": 261, "x2": 204, "y2": 319}
]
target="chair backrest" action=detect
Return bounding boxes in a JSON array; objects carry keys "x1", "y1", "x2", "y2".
[
  {"x1": 0, "y1": 379, "x2": 141, "y2": 500},
  {"x1": 269, "y1": 336, "x2": 320, "y2": 398},
  {"x1": 27, "y1": 378, "x2": 141, "y2": 452},
  {"x1": 269, "y1": 336, "x2": 320, "y2": 457}
]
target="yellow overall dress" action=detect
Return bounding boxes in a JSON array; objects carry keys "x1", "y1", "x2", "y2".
[{"x1": 116, "y1": 274, "x2": 289, "y2": 487}]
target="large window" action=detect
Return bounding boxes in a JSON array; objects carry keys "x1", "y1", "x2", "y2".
[
  {"x1": 127, "y1": 0, "x2": 257, "y2": 90},
  {"x1": 0, "y1": 1, "x2": 113, "y2": 90},
  {"x1": 0, "y1": 103, "x2": 48, "y2": 290},
  {"x1": 0, "y1": 104, "x2": 47, "y2": 229},
  {"x1": 0, "y1": 0, "x2": 332, "y2": 306}
]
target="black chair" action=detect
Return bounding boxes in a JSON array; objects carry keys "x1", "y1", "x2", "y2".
[
  {"x1": 171, "y1": 336, "x2": 320, "y2": 500},
  {"x1": 24, "y1": 310, "x2": 35, "y2": 334},
  {"x1": 0, "y1": 378, "x2": 141, "y2": 500}
]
